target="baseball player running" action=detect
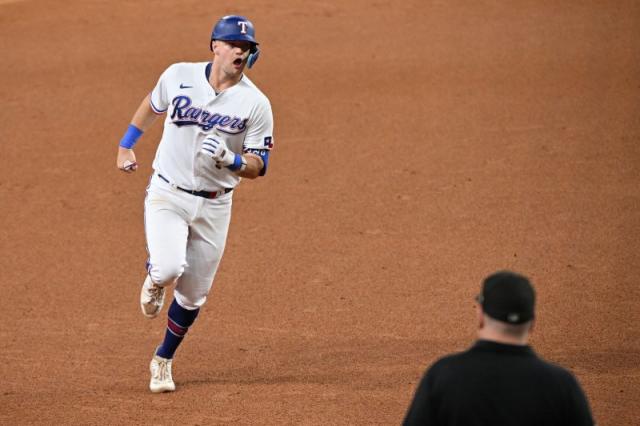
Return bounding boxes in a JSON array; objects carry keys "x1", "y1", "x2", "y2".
[{"x1": 115, "y1": 15, "x2": 274, "y2": 393}]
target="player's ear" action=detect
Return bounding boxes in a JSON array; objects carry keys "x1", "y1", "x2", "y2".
[{"x1": 210, "y1": 40, "x2": 215, "y2": 52}]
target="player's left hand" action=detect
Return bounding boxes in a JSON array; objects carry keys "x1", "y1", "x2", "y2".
[{"x1": 201, "y1": 136, "x2": 235, "y2": 166}]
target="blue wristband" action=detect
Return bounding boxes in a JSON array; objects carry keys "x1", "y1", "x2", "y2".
[
  {"x1": 119, "y1": 124, "x2": 143, "y2": 149},
  {"x1": 227, "y1": 154, "x2": 244, "y2": 171}
]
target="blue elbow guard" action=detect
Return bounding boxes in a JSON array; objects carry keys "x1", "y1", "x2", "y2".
[{"x1": 245, "y1": 149, "x2": 270, "y2": 175}]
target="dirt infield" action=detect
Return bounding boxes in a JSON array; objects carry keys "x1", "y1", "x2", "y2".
[{"x1": 1, "y1": 0, "x2": 638, "y2": 424}]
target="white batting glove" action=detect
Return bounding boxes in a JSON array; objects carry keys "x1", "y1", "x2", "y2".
[{"x1": 201, "y1": 136, "x2": 236, "y2": 166}]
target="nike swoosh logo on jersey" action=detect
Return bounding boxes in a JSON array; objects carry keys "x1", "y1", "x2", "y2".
[{"x1": 180, "y1": 83, "x2": 193, "y2": 89}]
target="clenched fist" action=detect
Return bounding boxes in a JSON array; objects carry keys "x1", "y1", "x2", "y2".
[
  {"x1": 117, "y1": 147, "x2": 138, "y2": 173},
  {"x1": 201, "y1": 136, "x2": 235, "y2": 166}
]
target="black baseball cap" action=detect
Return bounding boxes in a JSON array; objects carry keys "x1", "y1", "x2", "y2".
[{"x1": 476, "y1": 271, "x2": 536, "y2": 324}]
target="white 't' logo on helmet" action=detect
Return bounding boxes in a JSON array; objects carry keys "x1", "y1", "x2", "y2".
[{"x1": 237, "y1": 21, "x2": 248, "y2": 34}]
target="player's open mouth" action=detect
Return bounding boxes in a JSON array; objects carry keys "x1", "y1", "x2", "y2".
[{"x1": 233, "y1": 58, "x2": 243, "y2": 66}]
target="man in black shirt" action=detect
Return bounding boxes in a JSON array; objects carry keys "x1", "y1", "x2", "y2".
[{"x1": 403, "y1": 271, "x2": 594, "y2": 426}]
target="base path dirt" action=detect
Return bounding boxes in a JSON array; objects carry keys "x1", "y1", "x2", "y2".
[{"x1": 1, "y1": 1, "x2": 638, "y2": 425}]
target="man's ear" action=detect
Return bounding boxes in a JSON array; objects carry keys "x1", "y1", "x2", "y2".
[
  {"x1": 210, "y1": 40, "x2": 215, "y2": 52},
  {"x1": 475, "y1": 302, "x2": 484, "y2": 329}
]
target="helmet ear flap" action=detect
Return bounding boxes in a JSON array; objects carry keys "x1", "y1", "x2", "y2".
[{"x1": 247, "y1": 47, "x2": 260, "y2": 68}]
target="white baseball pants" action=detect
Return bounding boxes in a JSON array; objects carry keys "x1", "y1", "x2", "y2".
[{"x1": 144, "y1": 174, "x2": 232, "y2": 309}]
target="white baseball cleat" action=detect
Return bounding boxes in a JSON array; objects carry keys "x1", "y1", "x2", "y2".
[
  {"x1": 140, "y1": 275, "x2": 165, "y2": 318},
  {"x1": 149, "y1": 353, "x2": 175, "y2": 393}
]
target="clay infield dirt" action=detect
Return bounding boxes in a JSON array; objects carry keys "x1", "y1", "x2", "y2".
[{"x1": 1, "y1": 0, "x2": 638, "y2": 425}]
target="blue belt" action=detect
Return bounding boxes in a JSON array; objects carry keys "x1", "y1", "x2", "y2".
[{"x1": 158, "y1": 174, "x2": 233, "y2": 199}]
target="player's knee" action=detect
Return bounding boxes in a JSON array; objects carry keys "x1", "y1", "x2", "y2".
[
  {"x1": 174, "y1": 291, "x2": 207, "y2": 310},
  {"x1": 149, "y1": 263, "x2": 184, "y2": 286}
]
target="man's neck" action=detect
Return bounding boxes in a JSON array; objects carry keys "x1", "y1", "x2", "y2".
[
  {"x1": 477, "y1": 328, "x2": 529, "y2": 346},
  {"x1": 209, "y1": 63, "x2": 242, "y2": 94}
]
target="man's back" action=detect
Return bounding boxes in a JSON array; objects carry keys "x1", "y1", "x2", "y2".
[{"x1": 404, "y1": 340, "x2": 593, "y2": 426}]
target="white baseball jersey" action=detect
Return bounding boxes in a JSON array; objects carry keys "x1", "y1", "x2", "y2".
[{"x1": 149, "y1": 61, "x2": 274, "y2": 190}]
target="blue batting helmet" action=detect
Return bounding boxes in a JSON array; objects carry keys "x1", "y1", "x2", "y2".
[
  {"x1": 211, "y1": 15, "x2": 259, "y2": 45},
  {"x1": 210, "y1": 15, "x2": 260, "y2": 68}
]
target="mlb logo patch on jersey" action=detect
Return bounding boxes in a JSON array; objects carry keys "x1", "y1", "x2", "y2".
[{"x1": 263, "y1": 136, "x2": 274, "y2": 149}]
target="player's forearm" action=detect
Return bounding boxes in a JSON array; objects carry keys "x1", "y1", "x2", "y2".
[
  {"x1": 119, "y1": 95, "x2": 159, "y2": 152},
  {"x1": 117, "y1": 95, "x2": 159, "y2": 172},
  {"x1": 237, "y1": 153, "x2": 264, "y2": 179},
  {"x1": 131, "y1": 94, "x2": 159, "y2": 131}
]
